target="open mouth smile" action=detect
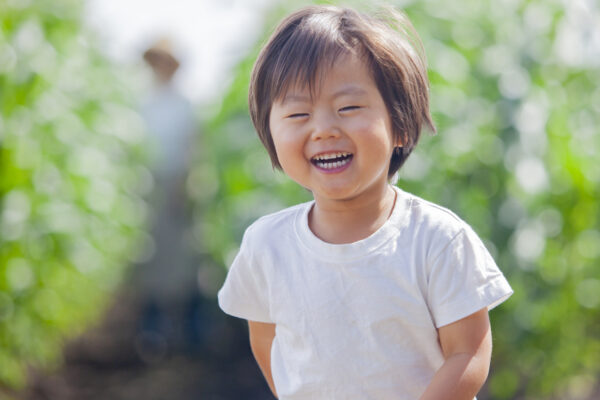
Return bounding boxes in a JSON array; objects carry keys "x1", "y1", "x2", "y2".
[{"x1": 310, "y1": 152, "x2": 354, "y2": 171}]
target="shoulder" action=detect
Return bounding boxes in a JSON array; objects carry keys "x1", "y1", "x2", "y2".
[
  {"x1": 242, "y1": 201, "x2": 311, "y2": 248},
  {"x1": 405, "y1": 191, "x2": 468, "y2": 231},
  {"x1": 399, "y1": 189, "x2": 476, "y2": 252}
]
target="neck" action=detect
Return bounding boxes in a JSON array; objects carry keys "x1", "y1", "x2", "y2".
[{"x1": 309, "y1": 184, "x2": 397, "y2": 244}]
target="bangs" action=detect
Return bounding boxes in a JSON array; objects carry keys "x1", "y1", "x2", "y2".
[{"x1": 267, "y1": 13, "x2": 359, "y2": 101}]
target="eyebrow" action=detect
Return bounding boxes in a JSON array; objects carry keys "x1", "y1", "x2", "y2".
[
  {"x1": 280, "y1": 93, "x2": 311, "y2": 105},
  {"x1": 280, "y1": 85, "x2": 368, "y2": 105},
  {"x1": 332, "y1": 86, "x2": 368, "y2": 98}
]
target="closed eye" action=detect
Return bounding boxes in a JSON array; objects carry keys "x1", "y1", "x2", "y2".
[
  {"x1": 287, "y1": 113, "x2": 309, "y2": 119},
  {"x1": 339, "y1": 105, "x2": 361, "y2": 112}
]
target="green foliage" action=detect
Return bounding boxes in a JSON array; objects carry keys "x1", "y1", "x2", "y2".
[
  {"x1": 194, "y1": 0, "x2": 600, "y2": 398},
  {"x1": 0, "y1": 0, "x2": 150, "y2": 389}
]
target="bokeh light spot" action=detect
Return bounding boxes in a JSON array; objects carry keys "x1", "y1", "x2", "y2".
[
  {"x1": 511, "y1": 221, "x2": 546, "y2": 263},
  {"x1": 515, "y1": 157, "x2": 549, "y2": 194},
  {"x1": 575, "y1": 279, "x2": 600, "y2": 309},
  {"x1": 499, "y1": 66, "x2": 531, "y2": 99},
  {"x1": 6, "y1": 258, "x2": 35, "y2": 291},
  {"x1": 575, "y1": 229, "x2": 600, "y2": 259}
]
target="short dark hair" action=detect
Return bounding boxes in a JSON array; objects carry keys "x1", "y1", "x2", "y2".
[{"x1": 248, "y1": 5, "x2": 436, "y2": 178}]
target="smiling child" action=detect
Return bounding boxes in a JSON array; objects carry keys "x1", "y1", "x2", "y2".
[{"x1": 218, "y1": 5, "x2": 513, "y2": 400}]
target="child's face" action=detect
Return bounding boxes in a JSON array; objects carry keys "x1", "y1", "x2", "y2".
[{"x1": 269, "y1": 53, "x2": 399, "y2": 205}]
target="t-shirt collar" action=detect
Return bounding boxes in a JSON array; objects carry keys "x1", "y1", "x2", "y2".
[{"x1": 294, "y1": 185, "x2": 410, "y2": 261}]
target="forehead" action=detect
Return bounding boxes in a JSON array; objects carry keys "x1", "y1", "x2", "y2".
[
  {"x1": 273, "y1": 51, "x2": 374, "y2": 102},
  {"x1": 277, "y1": 54, "x2": 374, "y2": 104}
]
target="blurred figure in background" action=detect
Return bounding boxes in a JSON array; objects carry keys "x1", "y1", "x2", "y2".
[
  {"x1": 133, "y1": 38, "x2": 202, "y2": 362},
  {"x1": 141, "y1": 38, "x2": 195, "y2": 183}
]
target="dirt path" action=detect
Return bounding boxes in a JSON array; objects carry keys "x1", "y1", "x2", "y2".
[{"x1": 20, "y1": 292, "x2": 273, "y2": 400}]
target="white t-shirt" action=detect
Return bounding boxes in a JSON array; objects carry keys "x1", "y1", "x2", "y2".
[{"x1": 218, "y1": 186, "x2": 513, "y2": 400}]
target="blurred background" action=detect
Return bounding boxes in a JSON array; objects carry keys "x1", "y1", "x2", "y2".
[{"x1": 0, "y1": 0, "x2": 599, "y2": 399}]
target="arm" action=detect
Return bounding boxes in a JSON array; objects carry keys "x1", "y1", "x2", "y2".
[
  {"x1": 248, "y1": 320, "x2": 278, "y2": 398},
  {"x1": 419, "y1": 308, "x2": 492, "y2": 400}
]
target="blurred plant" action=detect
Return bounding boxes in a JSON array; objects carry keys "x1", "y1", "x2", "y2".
[
  {"x1": 192, "y1": 0, "x2": 600, "y2": 398},
  {"x1": 0, "y1": 0, "x2": 151, "y2": 390}
]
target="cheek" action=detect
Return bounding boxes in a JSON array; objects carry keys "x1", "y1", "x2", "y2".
[
  {"x1": 270, "y1": 128, "x2": 305, "y2": 167},
  {"x1": 354, "y1": 118, "x2": 394, "y2": 147}
]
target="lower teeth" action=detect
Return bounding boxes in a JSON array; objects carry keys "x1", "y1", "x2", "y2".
[{"x1": 319, "y1": 160, "x2": 347, "y2": 169}]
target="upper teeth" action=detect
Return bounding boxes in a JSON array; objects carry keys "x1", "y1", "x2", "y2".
[{"x1": 313, "y1": 152, "x2": 351, "y2": 161}]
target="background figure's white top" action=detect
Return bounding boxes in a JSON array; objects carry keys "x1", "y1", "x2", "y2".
[
  {"x1": 218, "y1": 186, "x2": 513, "y2": 400},
  {"x1": 134, "y1": 83, "x2": 197, "y2": 303},
  {"x1": 141, "y1": 83, "x2": 195, "y2": 177}
]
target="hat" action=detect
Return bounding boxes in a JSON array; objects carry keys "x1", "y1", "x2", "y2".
[{"x1": 143, "y1": 38, "x2": 180, "y2": 75}]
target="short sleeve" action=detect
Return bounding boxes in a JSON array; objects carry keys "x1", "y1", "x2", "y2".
[
  {"x1": 217, "y1": 228, "x2": 272, "y2": 323},
  {"x1": 426, "y1": 227, "x2": 513, "y2": 328}
]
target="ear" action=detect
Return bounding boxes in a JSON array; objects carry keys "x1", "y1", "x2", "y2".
[{"x1": 394, "y1": 134, "x2": 404, "y2": 148}]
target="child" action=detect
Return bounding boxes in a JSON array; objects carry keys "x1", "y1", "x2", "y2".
[{"x1": 218, "y1": 5, "x2": 512, "y2": 400}]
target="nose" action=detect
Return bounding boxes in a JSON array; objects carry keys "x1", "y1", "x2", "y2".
[{"x1": 310, "y1": 111, "x2": 340, "y2": 141}]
